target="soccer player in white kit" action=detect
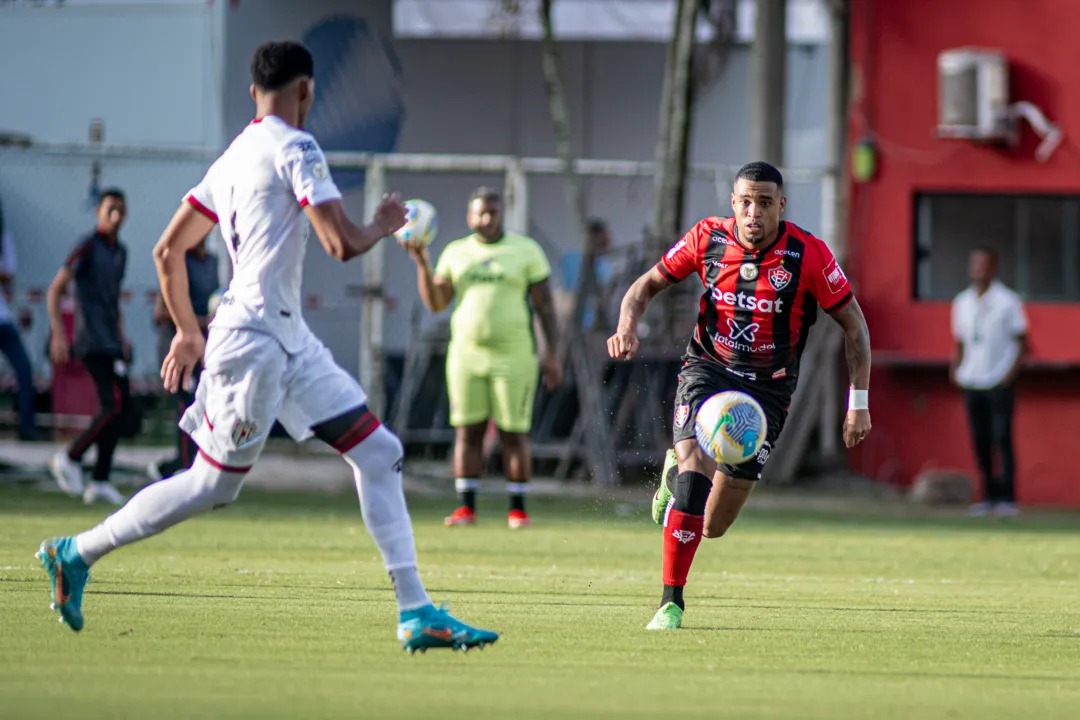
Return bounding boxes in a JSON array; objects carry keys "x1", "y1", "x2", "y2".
[{"x1": 36, "y1": 41, "x2": 499, "y2": 653}]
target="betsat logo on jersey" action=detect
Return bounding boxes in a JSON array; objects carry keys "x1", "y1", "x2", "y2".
[
  {"x1": 710, "y1": 287, "x2": 783, "y2": 314},
  {"x1": 693, "y1": 391, "x2": 768, "y2": 466}
]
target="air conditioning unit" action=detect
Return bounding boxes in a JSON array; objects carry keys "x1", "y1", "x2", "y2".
[{"x1": 937, "y1": 48, "x2": 1010, "y2": 141}]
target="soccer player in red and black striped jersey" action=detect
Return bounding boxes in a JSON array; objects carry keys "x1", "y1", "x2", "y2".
[{"x1": 607, "y1": 162, "x2": 872, "y2": 630}]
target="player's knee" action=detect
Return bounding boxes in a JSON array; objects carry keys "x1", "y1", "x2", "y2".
[
  {"x1": 191, "y1": 456, "x2": 246, "y2": 507},
  {"x1": 672, "y1": 471, "x2": 711, "y2": 515},
  {"x1": 458, "y1": 423, "x2": 487, "y2": 446},
  {"x1": 702, "y1": 521, "x2": 728, "y2": 539},
  {"x1": 346, "y1": 425, "x2": 404, "y2": 478}
]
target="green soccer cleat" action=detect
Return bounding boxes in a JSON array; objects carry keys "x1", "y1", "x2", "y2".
[
  {"x1": 397, "y1": 603, "x2": 499, "y2": 654},
  {"x1": 36, "y1": 536, "x2": 90, "y2": 632},
  {"x1": 651, "y1": 449, "x2": 679, "y2": 525},
  {"x1": 646, "y1": 602, "x2": 683, "y2": 630}
]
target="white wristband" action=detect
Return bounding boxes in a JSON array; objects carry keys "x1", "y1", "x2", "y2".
[{"x1": 848, "y1": 388, "x2": 869, "y2": 411}]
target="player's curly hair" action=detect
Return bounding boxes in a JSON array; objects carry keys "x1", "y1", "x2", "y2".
[
  {"x1": 735, "y1": 161, "x2": 784, "y2": 189},
  {"x1": 251, "y1": 41, "x2": 315, "y2": 91}
]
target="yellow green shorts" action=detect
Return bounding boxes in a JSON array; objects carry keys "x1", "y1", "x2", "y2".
[{"x1": 446, "y1": 345, "x2": 539, "y2": 433}]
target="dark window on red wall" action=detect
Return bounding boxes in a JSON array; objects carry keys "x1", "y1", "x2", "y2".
[{"x1": 913, "y1": 193, "x2": 1080, "y2": 302}]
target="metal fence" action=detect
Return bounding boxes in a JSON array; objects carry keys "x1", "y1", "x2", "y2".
[{"x1": 0, "y1": 139, "x2": 833, "y2": 431}]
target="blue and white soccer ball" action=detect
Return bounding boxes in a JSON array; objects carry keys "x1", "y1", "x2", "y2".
[
  {"x1": 694, "y1": 391, "x2": 768, "y2": 465},
  {"x1": 394, "y1": 199, "x2": 438, "y2": 247}
]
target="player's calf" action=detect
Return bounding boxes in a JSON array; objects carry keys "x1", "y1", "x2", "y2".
[
  {"x1": 702, "y1": 475, "x2": 756, "y2": 539},
  {"x1": 315, "y1": 406, "x2": 434, "y2": 612}
]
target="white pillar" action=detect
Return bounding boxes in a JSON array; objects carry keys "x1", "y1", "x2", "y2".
[{"x1": 360, "y1": 160, "x2": 387, "y2": 418}]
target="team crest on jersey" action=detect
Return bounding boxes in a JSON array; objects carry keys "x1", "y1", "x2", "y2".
[
  {"x1": 739, "y1": 264, "x2": 759, "y2": 281},
  {"x1": 674, "y1": 404, "x2": 690, "y2": 429},
  {"x1": 312, "y1": 162, "x2": 328, "y2": 180},
  {"x1": 768, "y1": 266, "x2": 792, "y2": 291},
  {"x1": 231, "y1": 420, "x2": 259, "y2": 448}
]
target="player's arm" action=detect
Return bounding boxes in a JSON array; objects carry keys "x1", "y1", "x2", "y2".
[
  {"x1": 304, "y1": 199, "x2": 404, "y2": 263},
  {"x1": 829, "y1": 297, "x2": 871, "y2": 393},
  {"x1": 619, "y1": 267, "x2": 673, "y2": 331},
  {"x1": 153, "y1": 293, "x2": 171, "y2": 325},
  {"x1": 529, "y1": 278, "x2": 560, "y2": 353},
  {"x1": 414, "y1": 249, "x2": 454, "y2": 312},
  {"x1": 1002, "y1": 299, "x2": 1028, "y2": 385},
  {"x1": 609, "y1": 224, "x2": 704, "y2": 359},
  {"x1": 830, "y1": 297, "x2": 873, "y2": 448},
  {"x1": 609, "y1": 266, "x2": 674, "y2": 359},
  {"x1": 808, "y1": 238, "x2": 871, "y2": 446},
  {"x1": 118, "y1": 306, "x2": 130, "y2": 359},
  {"x1": 152, "y1": 203, "x2": 216, "y2": 339},
  {"x1": 46, "y1": 239, "x2": 92, "y2": 364},
  {"x1": 281, "y1": 136, "x2": 405, "y2": 263},
  {"x1": 45, "y1": 264, "x2": 74, "y2": 364}
]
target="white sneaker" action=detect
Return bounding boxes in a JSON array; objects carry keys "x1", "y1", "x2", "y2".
[
  {"x1": 146, "y1": 460, "x2": 163, "y2": 483},
  {"x1": 993, "y1": 502, "x2": 1019, "y2": 517},
  {"x1": 49, "y1": 452, "x2": 84, "y2": 497},
  {"x1": 83, "y1": 481, "x2": 125, "y2": 506},
  {"x1": 968, "y1": 502, "x2": 992, "y2": 517}
]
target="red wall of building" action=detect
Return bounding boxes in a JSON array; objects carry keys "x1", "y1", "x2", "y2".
[{"x1": 845, "y1": 0, "x2": 1080, "y2": 506}]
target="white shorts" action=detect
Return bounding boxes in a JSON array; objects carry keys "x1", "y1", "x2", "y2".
[{"x1": 180, "y1": 327, "x2": 367, "y2": 470}]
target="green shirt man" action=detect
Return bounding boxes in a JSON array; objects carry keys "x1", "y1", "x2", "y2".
[{"x1": 403, "y1": 187, "x2": 562, "y2": 528}]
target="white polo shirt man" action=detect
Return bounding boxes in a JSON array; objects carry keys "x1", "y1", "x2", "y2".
[
  {"x1": 951, "y1": 280, "x2": 1027, "y2": 390},
  {"x1": 951, "y1": 276, "x2": 1026, "y2": 516}
]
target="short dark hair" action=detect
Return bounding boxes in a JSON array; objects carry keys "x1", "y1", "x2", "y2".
[
  {"x1": 469, "y1": 186, "x2": 501, "y2": 205},
  {"x1": 735, "y1": 161, "x2": 784, "y2": 189},
  {"x1": 98, "y1": 188, "x2": 125, "y2": 206},
  {"x1": 971, "y1": 246, "x2": 998, "y2": 262},
  {"x1": 251, "y1": 41, "x2": 315, "y2": 91},
  {"x1": 587, "y1": 218, "x2": 607, "y2": 234}
]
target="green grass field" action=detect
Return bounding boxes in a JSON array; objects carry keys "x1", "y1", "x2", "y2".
[{"x1": 2, "y1": 485, "x2": 1079, "y2": 719}]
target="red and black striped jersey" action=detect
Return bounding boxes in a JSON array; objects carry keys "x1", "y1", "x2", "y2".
[{"x1": 656, "y1": 216, "x2": 853, "y2": 383}]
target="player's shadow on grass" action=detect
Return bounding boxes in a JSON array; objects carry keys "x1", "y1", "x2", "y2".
[
  {"x1": 691, "y1": 625, "x2": 884, "y2": 635},
  {"x1": 732, "y1": 667, "x2": 1080, "y2": 684}
]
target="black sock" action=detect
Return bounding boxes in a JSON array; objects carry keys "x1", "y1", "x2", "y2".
[
  {"x1": 661, "y1": 584, "x2": 685, "y2": 611},
  {"x1": 455, "y1": 478, "x2": 479, "y2": 511},
  {"x1": 508, "y1": 481, "x2": 527, "y2": 513}
]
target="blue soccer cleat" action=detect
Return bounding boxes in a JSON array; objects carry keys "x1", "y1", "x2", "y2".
[
  {"x1": 397, "y1": 603, "x2": 499, "y2": 654},
  {"x1": 36, "y1": 536, "x2": 90, "y2": 632}
]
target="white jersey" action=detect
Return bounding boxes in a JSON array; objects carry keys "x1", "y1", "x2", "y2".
[{"x1": 184, "y1": 115, "x2": 342, "y2": 353}]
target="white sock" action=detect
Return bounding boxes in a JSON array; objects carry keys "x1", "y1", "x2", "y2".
[
  {"x1": 344, "y1": 426, "x2": 432, "y2": 612},
  {"x1": 76, "y1": 456, "x2": 246, "y2": 566}
]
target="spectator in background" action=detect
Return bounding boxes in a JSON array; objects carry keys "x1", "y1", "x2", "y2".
[
  {"x1": 46, "y1": 188, "x2": 135, "y2": 506},
  {"x1": 0, "y1": 196, "x2": 38, "y2": 441},
  {"x1": 146, "y1": 238, "x2": 219, "y2": 482},
  {"x1": 559, "y1": 218, "x2": 615, "y2": 332},
  {"x1": 403, "y1": 186, "x2": 562, "y2": 529},
  {"x1": 950, "y1": 247, "x2": 1027, "y2": 517}
]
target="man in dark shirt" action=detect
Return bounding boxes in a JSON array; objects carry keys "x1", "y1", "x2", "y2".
[
  {"x1": 0, "y1": 195, "x2": 39, "y2": 441},
  {"x1": 146, "y1": 238, "x2": 219, "y2": 481},
  {"x1": 46, "y1": 189, "x2": 136, "y2": 505}
]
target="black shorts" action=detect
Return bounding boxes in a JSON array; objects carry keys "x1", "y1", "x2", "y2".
[{"x1": 672, "y1": 357, "x2": 791, "y2": 480}]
